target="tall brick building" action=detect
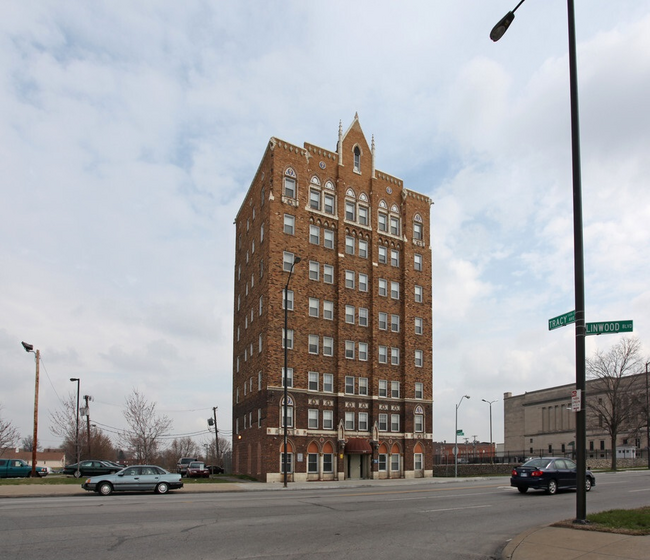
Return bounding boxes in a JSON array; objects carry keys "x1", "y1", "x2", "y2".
[{"x1": 232, "y1": 116, "x2": 433, "y2": 482}]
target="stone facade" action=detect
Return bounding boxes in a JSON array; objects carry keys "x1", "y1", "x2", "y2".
[{"x1": 232, "y1": 116, "x2": 433, "y2": 481}]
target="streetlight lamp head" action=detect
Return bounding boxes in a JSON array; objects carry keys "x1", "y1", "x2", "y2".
[
  {"x1": 490, "y1": 11, "x2": 515, "y2": 42},
  {"x1": 294, "y1": 256, "x2": 301, "y2": 264},
  {"x1": 21, "y1": 341, "x2": 34, "y2": 352},
  {"x1": 70, "y1": 377, "x2": 79, "y2": 382},
  {"x1": 465, "y1": 395, "x2": 470, "y2": 399}
]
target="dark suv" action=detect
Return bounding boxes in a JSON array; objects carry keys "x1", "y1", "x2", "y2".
[{"x1": 176, "y1": 457, "x2": 199, "y2": 477}]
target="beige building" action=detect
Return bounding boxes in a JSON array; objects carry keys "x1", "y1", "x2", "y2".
[{"x1": 504, "y1": 372, "x2": 649, "y2": 460}]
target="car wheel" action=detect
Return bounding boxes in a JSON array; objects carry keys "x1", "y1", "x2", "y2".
[
  {"x1": 586, "y1": 478, "x2": 592, "y2": 492},
  {"x1": 98, "y1": 482, "x2": 113, "y2": 496},
  {"x1": 156, "y1": 482, "x2": 169, "y2": 494},
  {"x1": 73, "y1": 470, "x2": 82, "y2": 479},
  {"x1": 517, "y1": 486, "x2": 528, "y2": 494},
  {"x1": 546, "y1": 480, "x2": 558, "y2": 495}
]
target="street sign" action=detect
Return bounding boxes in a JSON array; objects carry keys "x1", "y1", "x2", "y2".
[
  {"x1": 571, "y1": 389, "x2": 581, "y2": 412},
  {"x1": 585, "y1": 320, "x2": 633, "y2": 336},
  {"x1": 548, "y1": 310, "x2": 575, "y2": 330},
  {"x1": 456, "y1": 430, "x2": 464, "y2": 436}
]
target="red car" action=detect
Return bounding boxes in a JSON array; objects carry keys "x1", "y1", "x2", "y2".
[{"x1": 185, "y1": 461, "x2": 210, "y2": 478}]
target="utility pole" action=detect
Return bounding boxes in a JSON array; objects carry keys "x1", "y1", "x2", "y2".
[
  {"x1": 22, "y1": 343, "x2": 41, "y2": 478},
  {"x1": 83, "y1": 395, "x2": 93, "y2": 456},
  {"x1": 213, "y1": 407, "x2": 220, "y2": 465}
]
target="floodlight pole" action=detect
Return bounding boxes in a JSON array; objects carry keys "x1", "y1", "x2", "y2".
[
  {"x1": 70, "y1": 378, "x2": 81, "y2": 476},
  {"x1": 21, "y1": 342, "x2": 40, "y2": 477},
  {"x1": 454, "y1": 395, "x2": 470, "y2": 477},
  {"x1": 490, "y1": 0, "x2": 587, "y2": 524}
]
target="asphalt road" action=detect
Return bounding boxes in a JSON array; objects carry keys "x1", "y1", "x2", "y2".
[{"x1": 1, "y1": 471, "x2": 649, "y2": 560}]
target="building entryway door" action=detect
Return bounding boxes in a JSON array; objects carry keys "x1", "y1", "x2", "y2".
[{"x1": 346, "y1": 454, "x2": 367, "y2": 479}]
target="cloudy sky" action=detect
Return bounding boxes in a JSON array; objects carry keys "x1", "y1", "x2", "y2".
[{"x1": 2, "y1": 0, "x2": 650, "y2": 454}]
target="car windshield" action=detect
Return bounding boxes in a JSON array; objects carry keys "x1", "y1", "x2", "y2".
[
  {"x1": 189, "y1": 462, "x2": 202, "y2": 468},
  {"x1": 522, "y1": 458, "x2": 553, "y2": 469}
]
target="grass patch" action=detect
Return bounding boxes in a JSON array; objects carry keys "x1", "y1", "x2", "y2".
[
  {"x1": 554, "y1": 507, "x2": 650, "y2": 535},
  {"x1": 0, "y1": 475, "x2": 82, "y2": 486}
]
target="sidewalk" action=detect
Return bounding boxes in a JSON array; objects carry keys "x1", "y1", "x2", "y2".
[
  {"x1": 502, "y1": 525, "x2": 650, "y2": 560},
  {"x1": 2, "y1": 477, "x2": 648, "y2": 560}
]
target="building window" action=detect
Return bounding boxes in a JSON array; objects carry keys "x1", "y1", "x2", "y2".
[
  {"x1": 378, "y1": 454, "x2": 387, "y2": 471},
  {"x1": 345, "y1": 411, "x2": 355, "y2": 431},
  {"x1": 309, "y1": 261, "x2": 320, "y2": 281},
  {"x1": 309, "y1": 188, "x2": 321, "y2": 210},
  {"x1": 358, "y1": 273, "x2": 368, "y2": 292},
  {"x1": 345, "y1": 340, "x2": 355, "y2": 360},
  {"x1": 390, "y1": 216, "x2": 400, "y2": 236},
  {"x1": 413, "y1": 221, "x2": 423, "y2": 241},
  {"x1": 308, "y1": 409, "x2": 319, "y2": 429},
  {"x1": 323, "y1": 410, "x2": 334, "y2": 430},
  {"x1": 415, "y1": 285, "x2": 423, "y2": 303},
  {"x1": 323, "y1": 300, "x2": 334, "y2": 320},
  {"x1": 308, "y1": 371, "x2": 319, "y2": 391},
  {"x1": 414, "y1": 254, "x2": 423, "y2": 271},
  {"x1": 260, "y1": 222, "x2": 264, "y2": 243},
  {"x1": 359, "y1": 412, "x2": 369, "y2": 431},
  {"x1": 283, "y1": 252, "x2": 296, "y2": 272},
  {"x1": 391, "y1": 347, "x2": 400, "y2": 366},
  {"x1": 345, "y1": 270, "x2": 355, "y2": 289},
  {"x1": 379, "y1": 312, "x2": 388, "y2": 330},
  {"x1": 345, "y1": 236, "x2": 355, "y2": 255},
  {"x1": 358, "y1": 239, "x2": 368, "y2": 258},
  {"x1": 282, "y1": 367, "x2": 293, "y2": 388},
  {"x1": 323, "y1": 453, "x2": 334, "y2": 472},
  {"x1": 282, "y1": 290, "x2": 294, "y2": 311},
  {"x1": 323, "y1": 337, "x2": 334, "y2": 356},
  {"x1": 391, "y1": 414, "x2": 400, "y2": 432},
  {"x1": 378, "y1": 212, "x2": 387, "y2": 232},
  {"x1": 353, "y1": 146, "x2": 361, "y2": 171},
  {"x1": 414, "y1": 453, "x2": 423, "y2": 470},
  {"x1": 284, "y1": 214, "x2": 295, "y2": 235},
  {"x1": 345, "y1": 376, "x2": 355, "y2": 394},
  {"x1": 309, "y1": 335, "x2": 319, "y2": 354},
  {"x1": 415, "y1": 382, "x2": 424, "y2": 399},
  {"x1": 378, "y1": 278, "x2": 387, "y2": 297},
  {"x1": 379, "y1": 380, "x2": 387, "y2": 398},
  {"x1": 415, "y1": 317, "x2": 423, "y2": 335},
  {"x1": 323, "y1": 373, "x2": 334, "y2": 393},
  {"x1": 282, "y1": 329, "x2": 293, "y2": 350},
  {"x1": 284, "y1": 176, "x2": 296, "y2": 199},
  {"x1": 357, "y1": 205, "x2": 369, "y2": 227},
  {"x1": 310, "y1": 225, "x2": 320, "y2": 245},
  {"x1": 378, "y1": 246, "x2": 387, "y2": 264},
  {"x1": 281, "y1": 400, "x2": 294, "y2": 427},
  {"x1": 379, "y1": 414, "x2": 388, "y2": 431},
  {"x1": 358, "y1": 307, "x2": 368, "y2": 327},
  {"x1": 280, "y1": 453, "x2": 293, "y2": 473},
  {"x1": 358, "y1": 342, "x2": 368, "y2": 361},
  {"x1": 258, "y1": 408, "x2": 262, "y2": 427},
  {"x1": 345, "y1": 305, "x2": 355, "y2": 324},
  {"x1": 323, "y1": 264, "x2": 334, "y2": 284},
  {"x1": 415, "y1": 350, "x2": 424, "y2": 368},
  {"x1": 324, "y1": 193, "x2": 335, "y2": 214},
  {"x1": 415, "y1": 414, "x2": 424, "y2": 433},
  {"x1": 391, "y1": 314, "x2": 400, "y2": 333},
  {"x1": 391, "y1": 381, "x2": 400, "y2": 398},
  {"x1": 345, "y1": 201, "x2": 356, "y2": 221},
  {"x1": 391, "y1": 281, "x2": 400, "y2": 299},
  {"x1": 390, "y1": 249, "x2": 399, "y2": 267},
  {"x1": 391, "y1": 454, "x2": 400, "y2": 472},
  {"x1": 308, "y1": 453, "x2": 318, "y2": 472},
  {"x1": 358, "y1": 377, "x2": 368, "y2": 396},
  {"x1": 324, "y1": 229, "x2": 334, "y2": 249},
  {"x1": 309, "y1": 297, "x2": 319, "y2": 317},
  {"x1": 379, "y1": 346, "x2": 388, "y2": 364}
]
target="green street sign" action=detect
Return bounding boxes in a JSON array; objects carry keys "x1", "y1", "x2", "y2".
[
  {"x1": 585, "y1": 320, "x2": 633, "y2": 336},
  {"x1": 456, "y1": 430, "x2": 464, "y2": 436},
  {"x1": 549, "y1": 310, "x2": 575, "y2": 331}
]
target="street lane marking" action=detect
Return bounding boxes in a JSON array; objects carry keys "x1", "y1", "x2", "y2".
[
  {"x1": 421, "y1": 505, "x2": 491, "y2": 513},
  {"x1": 629, "y1": 488, "x2": 650, "y2": 493}
]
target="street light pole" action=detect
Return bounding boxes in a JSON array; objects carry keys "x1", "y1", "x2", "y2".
[
  {"x1": 283, "y1": 255, "x2": 301, "y2": 488},
  {"x1": 645, "y1": 361, "x2": 649, "y2": 470},
  {"x1": 482, "y1": 399, "x2": 497, "y2": 463},
  {"x1": 455, "y1": 395, "x2": 470, "y2": 477},
  {"x1": 490, "y1": 0, "x2": 588, "y2": 524},
  {"x1": 21, "y1": 342, "x2": 40, "y2": 477},
  {"x1": 70, "y1": 378, "x2": 80, "y2": 477}
]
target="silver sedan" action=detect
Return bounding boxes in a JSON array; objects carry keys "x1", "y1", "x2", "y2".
[{"x1": 82, "y1": 465, "x2": 183, "y2": 495}]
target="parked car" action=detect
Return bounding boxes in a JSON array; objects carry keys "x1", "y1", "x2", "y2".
[
  {"x1": 0, "y1": 459, "x2": 48, "y2": 478},
  {"x1": 63, "y1": 460, "x2": 123, "y2": 478},
  {"x1": 186, "y1": 461, "x2": 210, "y2": 478},
  {"x1": 176, "y1": 457, "x2": 199, "y2": 476},
  {"x1": 511, "y1": 457, "x2": 595, "y2": 495},
  {"x1": 206, "y1": 465, "x2": 224, "y2": 475},
  {"x1": 82, "y1": 465, "x2": 183, "y2": 495}
]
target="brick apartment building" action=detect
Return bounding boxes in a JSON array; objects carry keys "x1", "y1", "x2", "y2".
[{"x1": 232, "y1": 116, "x2": 433, "y2": 482}]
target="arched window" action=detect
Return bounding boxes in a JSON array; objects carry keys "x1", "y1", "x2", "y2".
[
  {"x1": 353, "y1": 145, "x2": 361, "y2": 171},
  {"x1": 414, "y1": 405, "x2": 424, "y2": 433},
  {"x1": 284, "y1": 167, "x2": 297, "y2": 199},
  {"x1": 280, "y1": 396, "x2": 294, "y2": 427}
]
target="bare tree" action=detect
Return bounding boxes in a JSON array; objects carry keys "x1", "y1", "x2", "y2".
[
  {"x1": 120, "y1": 389, "x2": 172, "y2": 464},
  {"x1": 0, "y1": 404, "x2": 19, "y2": 454},
  {"x1": 587, "y1": 337, "x2": 645, "y2": 470},
  {"x1": 21, "y1": 435, "x2": 42, "y2": 452}
]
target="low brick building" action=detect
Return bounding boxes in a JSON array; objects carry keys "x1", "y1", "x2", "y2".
[{"x1": 232, "y1": 116, "x2": 433, "y2": 482}]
